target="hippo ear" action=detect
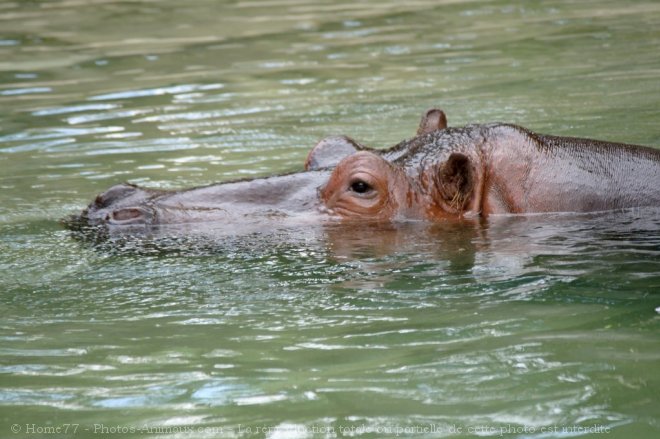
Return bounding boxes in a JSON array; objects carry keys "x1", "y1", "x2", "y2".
[
  {"x1": 416, "y1": 108, "x2": 448, "y2": 136},
  {"x1": 305, "y1": 135, "x2": 366, "y2": 170},
  {"x1": 436, "y1": 153, "x2": 474, "y2": 212}
]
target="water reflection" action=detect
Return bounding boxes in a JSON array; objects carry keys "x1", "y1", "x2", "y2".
[{"x1": 323, "y1": 220, "x2": 482, "y2": 272}]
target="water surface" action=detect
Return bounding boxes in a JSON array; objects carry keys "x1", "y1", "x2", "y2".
[{"x1": 1, "y1": 0, "x2": 659, "y2": 438}]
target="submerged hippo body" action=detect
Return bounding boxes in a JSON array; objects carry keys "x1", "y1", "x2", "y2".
[{"x1": 68, "y1": 110, "x2": 660, "y2": 230}]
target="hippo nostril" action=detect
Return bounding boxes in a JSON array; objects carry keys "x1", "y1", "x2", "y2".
[
  {"x1": 108, "y1": 206, "x2": 153, "y2": 225},
  {"x1": 112, "y1": 208, "x2": 143, "y2": 221}
]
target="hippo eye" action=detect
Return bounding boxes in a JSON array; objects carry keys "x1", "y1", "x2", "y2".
[{"x1": 350, "y1": 179, "x2": 372, "y2": 194}]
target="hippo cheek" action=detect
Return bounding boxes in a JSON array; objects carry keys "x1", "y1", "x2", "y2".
[{"x1": 107, "y1": 206, "x2": 154, "y2": 225}]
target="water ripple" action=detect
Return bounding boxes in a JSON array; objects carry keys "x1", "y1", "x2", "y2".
[{"x1": 88, "y1": 83, "x2": 223, "y2": 101}]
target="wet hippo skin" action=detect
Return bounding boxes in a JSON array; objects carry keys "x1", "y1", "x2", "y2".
[{"x1": 67, "y1": 109, "x2": 660, "y2": 229}]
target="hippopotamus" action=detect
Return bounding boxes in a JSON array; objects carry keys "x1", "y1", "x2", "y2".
[{"x1": 67, "y1": 108, "x2": 660, "y2": 231}]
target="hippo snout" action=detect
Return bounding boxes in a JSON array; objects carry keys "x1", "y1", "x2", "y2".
[{"x1": 73, "y1": 183, "x2": 166, "y2": 227}]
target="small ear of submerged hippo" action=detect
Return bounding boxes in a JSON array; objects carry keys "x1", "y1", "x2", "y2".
[
  {"x1": 416, "y1": 108, "x2": 448, "y2": 136},
  {"x1": 436, "y1": 153, "x2": 474, "y2": 212},
  {"x1": 305, "y1": 135, "x2": 367, "y2": 170}
]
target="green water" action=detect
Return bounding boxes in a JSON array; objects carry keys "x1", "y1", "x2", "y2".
[{"x1": 1, "y1": 0, "x2": 659, "y2": 438}]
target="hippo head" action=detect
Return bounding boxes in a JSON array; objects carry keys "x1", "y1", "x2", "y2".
[
  {"x1": 305, "y1": 107, "x2": 477, "y2": 221},
  {"x1": 68, "y1": 108, "x2": 482, "y2": 233}
]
